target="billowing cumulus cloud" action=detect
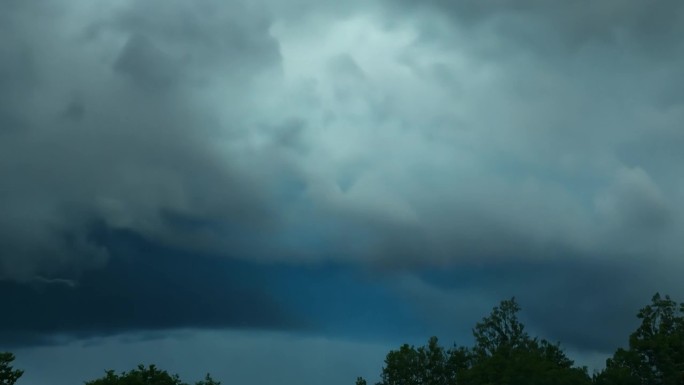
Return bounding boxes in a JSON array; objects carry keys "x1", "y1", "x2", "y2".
[
  {"x1": 263, "y1": 1, "x2": 684, "y2": 271},
  {"x1": 0, "y1": 0, "x2": 286, "y2": 280},
  {"x1": 2, "y1": 0, "x2": 684, "y2": 365},
  {"x1": 3, "y1": 0, "x2": 684, "y2": 278}
]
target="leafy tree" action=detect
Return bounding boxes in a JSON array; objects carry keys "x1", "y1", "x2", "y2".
[
  {"x1": 377, "y1": 336, "x2": 459, "y2": 385},
  {"x1": 593, "y1": 348, "x2": 641, "y2": 385},
  {"x1": 464, "y1": 298, "x2": 590, "y2": 385},
  {"x1": 378, "y1": 343, "x2": 424, "y2": 385},
  {"x1": 365, "y1": 298, "x2": 591, "y2": 385},
  {"x1": 194, "y1": 373, "x2": 221, "y2": 385},
  {"x1": 595, "y1": 293, "x2": 684, "y2": 385},
  {"x1": 472, "y1": 298, "x2": 527, "y2": 358},
  {"x1": 84, "y1": 364, "x2": 219, "y2": 385},
  {"x1": 0, "y1": 352, "x2": 23, "y2": 385}
]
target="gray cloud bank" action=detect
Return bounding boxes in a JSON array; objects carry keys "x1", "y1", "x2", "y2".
[
  {"x1": 1, "y1": 0, "x2": 286, "y2": 279},
  {"x1": 2, "y1": 0, "x2": 684, "y2": 291},
  {"x1": 0, "y1": 226, "x2": 300, "y2": 347}
]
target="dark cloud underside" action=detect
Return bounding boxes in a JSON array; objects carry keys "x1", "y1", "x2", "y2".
[{"x1": 0, "y1": 225, "x2": 300, "y2": 347}]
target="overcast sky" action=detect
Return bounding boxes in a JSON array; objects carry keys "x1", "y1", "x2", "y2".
[{"x1": 2, "y1": 1, "x2": 684, "y2": 384}]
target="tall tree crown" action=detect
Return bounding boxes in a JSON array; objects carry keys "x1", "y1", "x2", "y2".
[{"x1": 0, "y1": 353, "x2": 23, "y2": 385}]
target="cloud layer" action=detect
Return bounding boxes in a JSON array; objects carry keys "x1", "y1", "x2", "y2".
[
  {"x1": 0, "y1": 226, "x2": 300, "y2": 347},
  {"x1": 2, "y1": 0, "x2": 684, "y2": 366},
  {"x1": 3, "y1": 0, "x2": 684, "y2": 278}
]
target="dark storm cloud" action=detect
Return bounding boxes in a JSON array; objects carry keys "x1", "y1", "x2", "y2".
[
  {"x1": 114, "y1": 34, "x2": 179, "y2": 91},
  {"x1": 3, "y1": 2, "x2": 684, "y2": 380},
  {"x1": 391, "y1": 0, "x2": 684, "y2": 56},
  {"x1": 0, "y1": 0, "x2": 286, "y2": 280},
  {"x1": 401, "y1": 257, "x2": 673, "y2": 354},
  {"x1": 3, "y1": 0, "x2": 684, "y2": 347},
  {"x1": 0, "y1": 225, "x2": 300, "y2": 348}
]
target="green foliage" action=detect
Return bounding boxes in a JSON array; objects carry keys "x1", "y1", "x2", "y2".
[
  {"x1": 593, "y1": 348, "x2": 641, "y2": 385},
  {"x1": 367, "y1": 294, "x2": 684, "y2": 385},
  {"x1": 379, "y1": 336, "x2": 457, "y2": 385},
  {"x1": 472, "y1": 298, "x2": 527, "y2": 358},
  {"x1": 463, "y1": 298, "x2": 590, "y2": 385},
  {"x1": 84, "y1": 364, "x2": 219, "y2": 385},
  {"x1": 595, "y1": 293, "x2": 684, "y2": 385},
  {"x1": 194, "y1": 373, "x2": 221, "y2": 385},
  {"x1": 371, "y1": 298, "x2": 591, "y2": 385},
  {"x1": 0, "y1": 352, "x2": 23, "y2": 385}
]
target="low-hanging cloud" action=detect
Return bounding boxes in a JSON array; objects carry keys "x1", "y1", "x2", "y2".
[
  {"x1": 2, "y1": 0, "x2": 684, "y2": 287},
  {"x1": 0, "y1": 0, "x2": 287, "y2": 280}
]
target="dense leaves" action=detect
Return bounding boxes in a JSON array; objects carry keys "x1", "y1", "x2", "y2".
[
  {"x1": 0, "y1": 353, "x2": 23, "y2": 385},
  {"x1": 360, "y1": 294, "x2": 684, "y2": 385},
  {"x1": 595, "y1": 293, "x2": 684, "y2": 385},
  {"x1": 84, "y1": 364, "x2": 219, "y2": 385},
  {"x1": 366, "y1": 298, "x2": 591, "y2": 385},
  {"x1": 378, "y1": 336, "x2": 460, "y2": 385},
  {"x1": 466, "y1": 299, "x2": 591, "y2": 385}
]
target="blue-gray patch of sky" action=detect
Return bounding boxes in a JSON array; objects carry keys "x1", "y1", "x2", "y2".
[{"x1": 264, "y1": 263, "x2": 428, "y2": 343}]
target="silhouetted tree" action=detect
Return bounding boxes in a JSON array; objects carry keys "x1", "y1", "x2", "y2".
[
  {"x1": 366, "y1": 298, "x2": 591, "y2": 385},
  {"x1": 595, "y1": 293, "x2": 684, "y2": 385},
  {"x1": 0, "y1": 352, "x2": 23, "y2": 385},
  {"x1": 84, "y1": 364, "x2": 219, "y2": 385},
  {"x1": 464, "y1": 298, "x2": 590, "y2": 385},
  {"x1": 378, "y1": 336, "x2": 457, "y2": 385}
]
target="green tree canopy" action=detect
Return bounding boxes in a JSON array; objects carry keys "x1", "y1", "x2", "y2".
[
  {"x1": 0, "y1": 352, "x2": 23, "y2": 385},
  {"x1": 464, "y1": 298, "x2": 590, "y2": 385},
  {"x1": 360, "y1": 298, "x2": 591, "y2": 385},
  {"x1": 377, "y1": 336, "x2": 462, "y2": 385},
  {"x1": 595, "y1": 293, "x2": 684, "y2": 385},
  {"x1": 84, "y1": 364, "x2": 219, "y2": 385}
]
